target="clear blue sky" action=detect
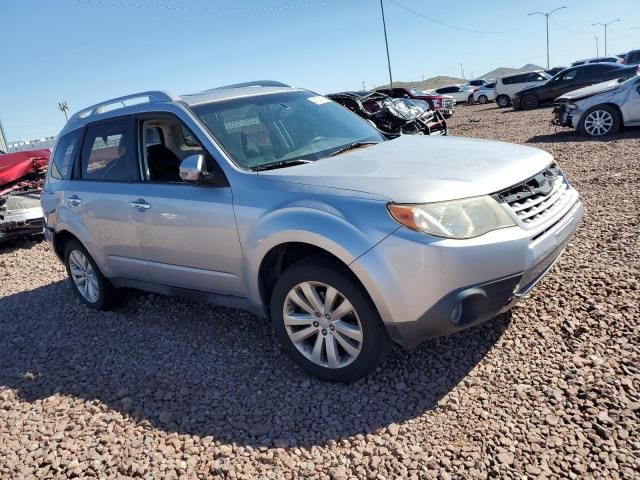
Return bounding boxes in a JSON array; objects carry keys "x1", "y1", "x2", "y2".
[{"x1": 1, "y1": 0, "x2": 639, "y2": 140}]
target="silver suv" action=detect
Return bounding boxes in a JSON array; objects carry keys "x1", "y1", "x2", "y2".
[{"x1": 42, "y1": 81, "x2": 583, "y2": 382}]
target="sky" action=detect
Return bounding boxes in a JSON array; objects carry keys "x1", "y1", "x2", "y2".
[{"x1": 1, "y1": 0, "x2": 639, "y2": 140}]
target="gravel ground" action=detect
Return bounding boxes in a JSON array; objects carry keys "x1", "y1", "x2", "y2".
[{"x1": 1, "y1": 104, "x2": 639, "y2": 479}]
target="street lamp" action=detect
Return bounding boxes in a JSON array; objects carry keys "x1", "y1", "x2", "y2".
[
  {"x1": 379, "y1": 0, "x2": 393, "y2": 87},
  {"x1": 528, "y1": 6, "x2": 567, "y2": 69},
  {"x1": 591, "y1": 20, "x2": 620, "y2": 56}
]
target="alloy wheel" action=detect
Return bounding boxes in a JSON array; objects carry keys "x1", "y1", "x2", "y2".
[
  {"x1": 584, "y1": 109, "x2": 614, "y2": 136},
  {"x1": 283, "y1": 281, "x2": 363, "y2": 369},
  {"x1": 68, "y1": 250, "x2": 99, "y2": 303}
]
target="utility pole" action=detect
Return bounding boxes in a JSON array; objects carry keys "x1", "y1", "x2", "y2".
[
  {"x1": 459, "y1": 63, "x2": 464, "y2": 79},
  {"x1": 58, "y1": 101, "x2": 69, "y2": 121},
  {"x1": 362, "y1": 81, "x2": 366, "y2": 91},
  {"x1": 595, "y1": 36, "x2": 599, "y2": 57},
  {"x1": 528, "y1": 6, "x2": 567, "y2": 69},
  {"x1": 591, "y1": 19, "x2": 620, "y2": 56},
  {"x1": 379, "y1": 0, "x2": 393, "y2": 88}
]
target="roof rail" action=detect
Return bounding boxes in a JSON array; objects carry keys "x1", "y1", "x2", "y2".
[
  {"x1": 67, "y1": 90, "x2": 180, "y2": 125},
  {"x1": 202, "y1": 80, "x2": 291, "y2": 92}
]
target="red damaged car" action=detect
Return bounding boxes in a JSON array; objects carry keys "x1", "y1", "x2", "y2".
[
  {"x1": 375, "y1": 87, "x2": 455, "y2": 118},
  {"x1": 0, "y1": 149, "x2": 51, "y2": 242}
]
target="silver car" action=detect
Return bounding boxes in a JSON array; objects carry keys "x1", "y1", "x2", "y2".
[
  {"x1": 553, "y1": 72, "x2": 640, "y2": 137},
  {"x1": 42, "y1": 81, "x2": 584, "y2": 382}
]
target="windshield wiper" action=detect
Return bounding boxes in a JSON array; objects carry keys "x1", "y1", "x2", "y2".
[
  {"x1": 328, "y1": 141, "x2": 379, "y2": 157},
  {"x1": 252, "y1": 159, "x2": 313, "y2": 171}
]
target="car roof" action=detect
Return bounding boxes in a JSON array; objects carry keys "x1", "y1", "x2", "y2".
[{"x1": 59, "y1": 81, "x2": 304, "y2": 135}]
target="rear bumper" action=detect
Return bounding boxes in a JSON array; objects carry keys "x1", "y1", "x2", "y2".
[{"x1": 351, "y1": 199, "x2": 584, "y2": 349}]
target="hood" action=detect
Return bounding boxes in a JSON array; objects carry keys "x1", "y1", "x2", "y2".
[
  {"x1": 556, "y1": 79, "x2": 625, "y2": 102},
  {"x1": 516, "y1": 83, "x2": 547, "y2": 96},
  {"x1": 258, "y1": 135, "x2": 553, "y2": 203}
]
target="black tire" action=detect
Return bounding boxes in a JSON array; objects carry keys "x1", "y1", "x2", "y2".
[
  {"x1": 578, "y1": 105, "x2": 621, "y2": 137},
  {"x1": 467, "y1": 94, "x2": 474, "y2": 104},
  {"x1": 64, "y1": 240, "x2": 117, "y2": 310},
  {"x1": 478, "y1": 94, "x2": 488, "y2": 104},
  {"x1": 521, "y1": 94, "x2": 540, "y2": 110},
  {"x1": 270, "y1": 260, "x2": 391, "y2": 382},
  {"x1": 496, "y1": 95, "x2": 511, "y2": 108}
]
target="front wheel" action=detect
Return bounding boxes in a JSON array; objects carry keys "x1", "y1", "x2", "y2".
[
  {"x1": 467, "y1": 94, "x2": 474, "y2": 104},
  {"x1": 270, "y1": 261, "x2": 391, "y2": 382},
  {"x1": 579, "y1": 105, "x2": 621, "y2": 137},
  {"x1": 478, "y1": 94, "x2": 488, "y2": 104},
  {"x1": 521, "y1": 94, "x2": 539, "y2": 110},
  {"x1": 496, "y1": 95, "x2": 510, "y2": 108}
]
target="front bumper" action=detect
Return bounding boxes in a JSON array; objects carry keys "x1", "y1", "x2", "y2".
[
  {"x1": 552, "y1": 104, "x2": 579, "y2": 128},
  {"x1": 351, "y1": 199, "x2": 584, "y2": 349}
]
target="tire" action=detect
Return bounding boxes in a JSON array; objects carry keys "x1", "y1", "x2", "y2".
[
  {"x1": 270, "y1": 260, "x2": 391, "y2": 382},
  {"x1": 467, "y1": 94, "x2": 474, "y2": 104},
  {"x1": 521, "y1": 94, "x2": 540, "y2": 110},
  {"x1": 478, "y1": 94, "x2": 488, "y2": 104},
  {"x1": 64, "y1": 240, "x2": 117, "y2": 310},
  {"x1": 579, "y1": 105, "x2": 621, "y2": 137},
  {"x1": 496, "y1": 95, "x2": 510, "y2": 108}
]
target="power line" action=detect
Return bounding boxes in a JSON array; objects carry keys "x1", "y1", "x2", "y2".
[
  {"x1": 74, "y1": 0, "x2": 355, "y2": 13},
  {"x1": 388, "y1": 0, "x2": 513, "y2": 34}
]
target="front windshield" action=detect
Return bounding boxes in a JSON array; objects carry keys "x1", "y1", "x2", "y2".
[{"x1": 192, "y1": 91, "x2": 384, "y2": 170}]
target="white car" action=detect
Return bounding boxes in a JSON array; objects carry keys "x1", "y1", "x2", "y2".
[
  {"x1": 494, "y1": 71, "x2": 551, "y2": 108},
  {"x1": 553, "y1": 73, "x2": 640, "y2": 137},
  {"x1": 472, "y1": 82, "x2": 496, "y2": 104},
  {"x1": 431, "y1": 85, "x2": 476, "y2": 104}
]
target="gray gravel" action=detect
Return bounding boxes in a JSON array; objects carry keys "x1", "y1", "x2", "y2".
[{"x1": 1, "y1": 104, "x2": 639, "y2": 479}]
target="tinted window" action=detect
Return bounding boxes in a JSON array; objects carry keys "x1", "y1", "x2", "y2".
[
  {"x1": 50, "y1": 130, "x2": 82, "y2": 180},
  {"x1": 503, "y1": 74, "x2": 527, "y2": 85},
  {"x1": 627, "y1": 52, "x2": 640, "y2": 64},
  {"x1": 81, "y1": 119, "x2": 136, "y2": 182}
]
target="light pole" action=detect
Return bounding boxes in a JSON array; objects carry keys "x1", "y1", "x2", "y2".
[
  {"x1": 591, "y1": 20, "x2": 620, "y2": 56},
  {"x1": 595, "y1": 36, "x2": 599, "y2": 57},
  {"x1": 379, "y1": 0, "x2": 393, "y2": 87},
  {"x1": 528, "y1": 6, "x2": 567, "y2": 69}
]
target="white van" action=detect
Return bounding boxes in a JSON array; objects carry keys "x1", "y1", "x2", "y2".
[{"x1": 494, "y1": 71, "x2": 551, "y2": 107}]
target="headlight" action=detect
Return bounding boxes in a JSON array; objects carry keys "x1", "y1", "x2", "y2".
[
  {"x1": 388, "y1": 196, "x2": 516, "y2": 239},
  {"x1": 565, "y1": 103, "x2": 578, "y2": 110}
]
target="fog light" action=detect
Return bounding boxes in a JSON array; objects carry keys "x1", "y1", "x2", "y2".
[{"x1": 451, "y1": 302, "x2": 463, "y2": 324}]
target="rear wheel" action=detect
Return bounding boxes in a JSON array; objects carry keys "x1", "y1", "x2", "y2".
[
  {"x1": 467, "y1": 94, "x2": 474, "y2": 104},
  {"x1": 521, "y1": 94, "x2": 540, "y2": 110},
  {"x1": 478, "y1": 94, "x2": 488, "y2": 104},
  {"x1": 496, "y1": 95, "x2": 510, "y2": 108},
  {"x1": 579, "y1": 105, "x2": 621, "y2": 137},
  {"x1": 270, "y1": 261, "x2": 390, "y2": 382},
  {"x1": 64, "y1": 240, "x2": 117, "y2": 310}
]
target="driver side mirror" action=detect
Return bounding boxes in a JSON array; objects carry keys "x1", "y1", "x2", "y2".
[{"x1": 179, "y1": 154, "x2": 214, "y2": 184}]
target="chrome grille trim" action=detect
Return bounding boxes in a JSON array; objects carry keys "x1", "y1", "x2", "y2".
[{"x1": 497, "y1": 165, "x2": 577, "y2": 230}]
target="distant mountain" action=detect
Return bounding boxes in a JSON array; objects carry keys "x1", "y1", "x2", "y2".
[
  {"x1": 479, "y1": 63, "x2": 545, "y2": 80},
  {"x1": 375, "y1": 75, "x2": 465, "y2": 91}
]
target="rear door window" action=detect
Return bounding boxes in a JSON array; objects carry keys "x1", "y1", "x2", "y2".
[
  {"x1": 50, "y1": 129, "x2": 82, "y2": 180},
  {"x1": 80, "y1": 119, "x2": 137, "y2": 182}
]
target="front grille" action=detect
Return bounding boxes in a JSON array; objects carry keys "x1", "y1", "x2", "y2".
[{"x1": 497, "y1": 165, "x2": 574, "y2": 229}]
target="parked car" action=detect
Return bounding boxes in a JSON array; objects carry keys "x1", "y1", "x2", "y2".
[
  {"x1": 375, "y1": 87, "x2": 455, "y2": 118},
  {"x1": 553, "y1": 70, "x2": 640, "y2": 137},
  {"x1": 545, "y1": 66, "x2": 567, "y2": 77},
  {"x1": 0, "y1": 149, "x2": 51, "y2": 242},
  {"x1": 327, "y1": 91, "x2": 448, "y2": 136},
  {"x1": 465, "y1": 79, "x2": 491, "y2": 90},
  {"x1": 472, "y1": 82, "x2": 496, "y2": 104},
  {"x1": 42, "y1": 81, "x2": 583, "y2": 381},
  {"x1": 494, "y1": 71, "x2": 551, "y2": 107},
  {"x1": 432, "y1": 85, "x2": 475, "y2": 104},
  {"x1": 571, "y1": 56, "x2": 623, "y2": 67},
  {"x1": 622, "y1": 49, "x2": 640, "y2": 65},
  {"x1": 512, "y1": 63, "x2": 637, "y2": 110}
]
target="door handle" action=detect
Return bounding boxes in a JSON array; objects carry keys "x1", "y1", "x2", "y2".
[
  {"x1": 67, "y1": 195, "x2": 82, "y2": 207},
  {"x1": 129, "y1": 199, "x2": 151, "y2": 210}
]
